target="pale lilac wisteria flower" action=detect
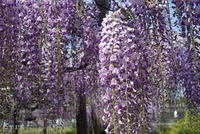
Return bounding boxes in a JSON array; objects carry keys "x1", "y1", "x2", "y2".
[{"x1": 99, "y1": 9, "x2": 153, "y2": 133}]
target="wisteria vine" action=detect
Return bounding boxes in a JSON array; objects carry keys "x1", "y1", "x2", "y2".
[{"x1": 0, "y1": 0, "x2": 200, "y2": 134}]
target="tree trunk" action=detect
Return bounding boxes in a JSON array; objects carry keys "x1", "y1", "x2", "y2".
[
  {"x1": 76, "y1": 89, "x2": 87, "y2": 134},
  {"x1": 13, "y1": 109, "x2": 18, "y2": 134},
  {"x1": 91, "y1": 106, "x2": 98, "y2": 134},
  {"x1": 43, "y1": 118, "x2": 47, "y2": 134},
  {"x1": 13, "y1": 92, "x2": 18, "y2": 134}
]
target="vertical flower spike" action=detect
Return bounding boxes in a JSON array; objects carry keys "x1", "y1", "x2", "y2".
[
  {"x1": 99, "y1": 9, "x2": 153, "y2": 134},
  {"x1": 172, "y1": 0, "x2": 200, "y2": 110},
  {"x1": 0, "y1": 1, "x2": 21, "y2": 127}
]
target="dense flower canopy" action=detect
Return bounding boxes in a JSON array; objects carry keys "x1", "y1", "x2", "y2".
[
  {"x1": 0, "y1": 0, "x2": 200, "y2": 134},
  {"x1": 0, "y1": 0, "x2": 100, "y2": 125}
]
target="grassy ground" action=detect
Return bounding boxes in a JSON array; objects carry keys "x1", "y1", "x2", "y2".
[{"x1": 2, "y1": 127, "x2": 74, "y2": 134}]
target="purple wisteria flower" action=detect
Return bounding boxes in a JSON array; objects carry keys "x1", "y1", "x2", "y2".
[{"x1": 99, "y1": 9, "x2": 154, "y2": 133}]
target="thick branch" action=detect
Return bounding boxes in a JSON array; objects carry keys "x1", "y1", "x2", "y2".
[
  {"x1": 66, "y1": 63, "x2": 89, "y2": 73},
  {"x1": 95, "y1": 0, "x2": 112, "y2": 11},
  {"x1": 94, "y1": 0, "x2": 110, "y2": 25}
]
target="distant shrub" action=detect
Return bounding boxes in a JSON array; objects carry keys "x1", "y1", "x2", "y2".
[
  {"x1": 154, "y1": 125, "x2": 171, "y2": 134},
  {"x1": 155, "y1": 110, "x2": 200, "y2": 134},
  {"x1": 169, "y1": 110, "x2": 200, "y2": 134}
]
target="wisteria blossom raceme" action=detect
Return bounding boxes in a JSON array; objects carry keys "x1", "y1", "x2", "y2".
[
  {"x1": 183, "y1": 40, "x2": 200, "y2": 110},
  {"x1": 0, "y1": 1, "x2": 21, "y2": 126},
  {"x1": 99, "y1": 1, "x2": 197, "y2": 133},
  {"x1": 99, "y1": 9, "x2": 154, "y2": 134},
  {"x1": 172, "y1": 0, "x2": 200, "y2": 109},
  {"x1": 1, "y1": 0, "x2": 100, "y2": 130}
]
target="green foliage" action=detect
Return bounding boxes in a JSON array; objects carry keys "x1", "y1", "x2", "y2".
[
  {"x1": 65, "y1": 123, "x2": 76, "y2": 134},
  {"x1": 155, "y1": 110, "x2": 200, "y2": 134},
  {"x1": 168, "y1": 110, "x2": 200, "y2": 134},
  {"x1": 154, "y1": 125, "x2": 171, "y2": 134}
]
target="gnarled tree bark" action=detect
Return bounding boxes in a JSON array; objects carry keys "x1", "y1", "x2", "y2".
[{"x1": 94, "y1": 0, "x2": 109, "y2": 25}]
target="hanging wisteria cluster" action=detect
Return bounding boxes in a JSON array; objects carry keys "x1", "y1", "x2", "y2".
[
  {"x1": 0, "y1": 0, "x2": 100, "y2": 133},
  {"x1": 98, "y1": 0, "x2": 200, "y2": 134},
  {"x1": 172, "y1": 0, "x2": 200, "y2": 110},
  {"x1": 0, "y1": 0, "x2": 200, "y2": 134},
  {"x1": 99, "y1": 9, "x2": 153, "y2": 133},
  {"x1": 0, "y1": 0, "x2": 21, "y2": 128}
]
